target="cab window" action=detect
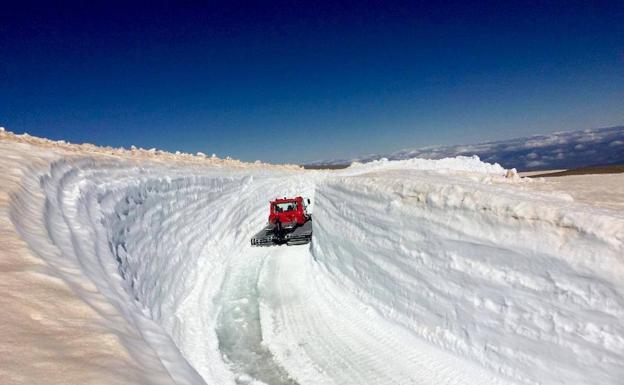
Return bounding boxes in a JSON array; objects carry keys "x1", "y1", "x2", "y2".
[{"x1": 274, "y1": 202, "x2": 297, "y2": 212}]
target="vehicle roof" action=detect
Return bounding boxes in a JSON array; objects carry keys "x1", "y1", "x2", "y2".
[{"x1": 271, "y1": 196, "x2": 302, "y2": 203}]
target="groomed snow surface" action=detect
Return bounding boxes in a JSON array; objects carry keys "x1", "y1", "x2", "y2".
[{"x1": 2, "y1": 134, "x2": 623, "y2": 385}]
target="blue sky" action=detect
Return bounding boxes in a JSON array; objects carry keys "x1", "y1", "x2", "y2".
[{"x1": 1, "y1": 1, "x2": 623, "y2": 163}]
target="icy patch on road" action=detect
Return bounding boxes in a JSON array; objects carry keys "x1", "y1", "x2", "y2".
[{"x1": 216, "y1": 248, "x2": 298, "y2": 385}]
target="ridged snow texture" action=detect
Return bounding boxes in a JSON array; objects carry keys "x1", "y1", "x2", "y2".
[
  {"x1": 312, "y1": 170, "x2": 624, "y2": 385},
  {"x1": 10, "y1": 154, "x2": 624, "y2": 385}
]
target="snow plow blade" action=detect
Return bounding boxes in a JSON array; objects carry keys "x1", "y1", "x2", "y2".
[
  {"x1": 285, "y1": 219, "x2": 312, "y2": 245},
  {"x1": 250, "y1": 224, "x2": 277, "y2": 246},
  {"x1": 250, "y1": 219, "x2": 312, "y2": 246}
]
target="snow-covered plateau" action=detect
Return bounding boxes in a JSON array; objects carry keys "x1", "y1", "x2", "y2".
[{"x1": 1, "y1": 130, "x2": 623, "y2": 385}]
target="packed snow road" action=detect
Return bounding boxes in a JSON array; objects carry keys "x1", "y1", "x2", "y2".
[{"x1": 2, "y1": 133, "x2": 624, "y2": 385}]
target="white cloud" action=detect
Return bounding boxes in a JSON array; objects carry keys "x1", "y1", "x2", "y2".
[{"x1": 312, "y1": 126, "x2": 624, "y2": 170}]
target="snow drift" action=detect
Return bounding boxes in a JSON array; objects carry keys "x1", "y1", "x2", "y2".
[{"x1": 6, "y1": 133, "x2": 624, "y2": 385}]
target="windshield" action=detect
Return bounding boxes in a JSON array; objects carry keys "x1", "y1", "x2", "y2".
[{"x1": 274, "y1": 202, "x2": 297, "y2": 212}]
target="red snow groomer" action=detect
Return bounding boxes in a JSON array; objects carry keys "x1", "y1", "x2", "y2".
[{"x1": 250, "y1": 196, "x2": 312, "y2": 246}]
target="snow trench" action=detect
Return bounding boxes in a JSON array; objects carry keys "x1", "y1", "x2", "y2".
[{"x1": 9, "y1": 155, "x2": 624, "y2": 385}]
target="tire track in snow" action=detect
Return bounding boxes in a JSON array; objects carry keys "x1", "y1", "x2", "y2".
[
  {"x1": 258, "y1": 247, "x2": 516, "y2": 385},
  {"x1": 212, "y1": 177, "x2": 310, "y2": 385}
]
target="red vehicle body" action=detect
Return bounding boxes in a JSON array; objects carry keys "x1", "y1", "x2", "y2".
[
  {"x1": 251, "y1": 196, "x2": 312, "y2": 246},
  {"x1": 269, "y1": 196, "x2": 310, "y2": 228}
]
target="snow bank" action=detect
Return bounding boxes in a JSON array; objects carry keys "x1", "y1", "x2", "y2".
[
  {"x1": 10, "y1": 158, "x2": 208, "y2": 384},
  {"x1": 9, "y1": 149, "x2": 314, "y2": 384},
  {"x1": 0, "y1": 127, "x2": 300, "y2": 169},
  {"x1": 1, "y1": 141, "x2": 180, "y2": 385},
  {"x1": 312, "y1": 168, "x2": 624, "y2": 384},
  {"x1": 347, "y1": 155, "x2": 508, "y2": 175},
  {"x1": 102, "y1": 165, "x2": 313, "y2": 384},
  {"x1": 5, "y1": 130, "x2": 623, "y2": 385}
]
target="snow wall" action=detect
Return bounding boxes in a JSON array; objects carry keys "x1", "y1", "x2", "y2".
[
  {"x1": 11, "y1": 156, "x2": 312, "y2": 384},
  {"x1": 312, "y1": 170, "x2": 624, "y2": 385},
  {"x1": 10, "y1": 152, "x2": 624, "y2": 385}
]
